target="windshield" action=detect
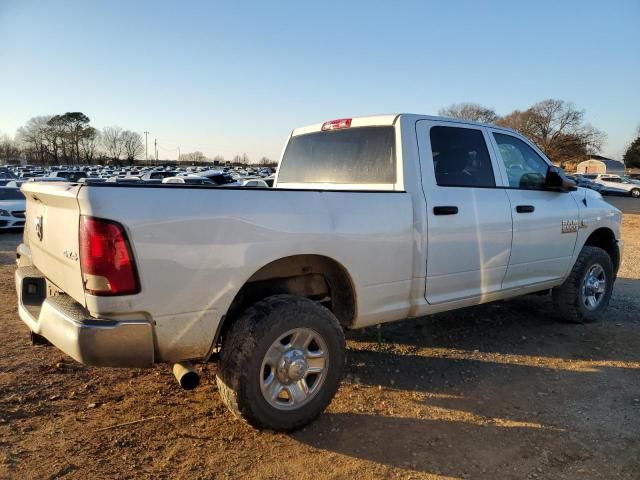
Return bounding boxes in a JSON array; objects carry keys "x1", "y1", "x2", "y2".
[
  {"x1": 278, "y1": 126, "x2": 396, "y2": 184},
  {"x1": 0, "y1": 188, "x2": 25, "y2": 201}
]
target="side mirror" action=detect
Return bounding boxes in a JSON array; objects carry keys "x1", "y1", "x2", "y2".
[{"x1": 545, "y1": 166, "x2": 577, "y2": 192}]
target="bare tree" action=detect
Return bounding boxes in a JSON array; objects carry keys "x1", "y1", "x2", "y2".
[
  {"x1": 0, "y1": 134, "x2": 21, "y2": 164},
  {"x1": 497, "y1": 99, "x2": 606, "y2": 165},
  {"x1": 79, "y1": 128, "x2": 100, "y2": 164},
  {"x1": 102, "y1": 126, "x2": 124, "y2": 163},
  {"x1": 259, "y1": 156, "x2": 278, "y2": 167},
  {"x1": 16, "y1": 116, "x2": 53, "y2": 165},
  {"x1": 16, "y1": 113, "x2": 98, "y2": 164},
  {"x1": 46, "y1": 112, "x2": 92, "y2": 163},
  {"x1": 181, "y1": 151, "x2": 207, "y2": 163},
  {"x1": 121, "y1": 130, "x2": 144, "y2": 164},
  {"x1": 438, "y1": 102, "x2": 498, "y2": 123}
]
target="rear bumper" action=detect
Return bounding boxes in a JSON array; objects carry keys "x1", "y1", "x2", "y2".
[{"x1": 15, "y1": 265, "x2": 154, "y2": 367}]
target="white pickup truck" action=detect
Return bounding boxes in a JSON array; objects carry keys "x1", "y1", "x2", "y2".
[{"x1": 15, "y1": 114, "x2": 623, "y2": 431}]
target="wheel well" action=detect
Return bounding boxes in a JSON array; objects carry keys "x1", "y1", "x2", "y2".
[
  {"x1": 216, "y1": 255, "x2": 356, "y2": 347},
  {"x1": 584, "y1": 228, "x2": 619, "y2": 274}
]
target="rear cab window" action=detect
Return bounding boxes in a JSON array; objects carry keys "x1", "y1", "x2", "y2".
[{"x1": 276, "y1": 125, "x2": 398, "y2": 190}]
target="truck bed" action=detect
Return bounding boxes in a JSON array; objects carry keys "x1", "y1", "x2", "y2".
[{"x1": 21, "y1": 181, "x2": 415, "y2": 361}]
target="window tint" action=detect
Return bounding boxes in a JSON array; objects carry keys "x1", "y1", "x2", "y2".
[
  {"x1": 429, "y1": 126, "x2": 495, "y2": 187},
  {"x1": 493, "y1": 133, "x2": 549, "y2": 189},
  {"x1": 278, "y1": 127, "x2": 396, "y2": 184},
  {"x1": 0, "y1": 188, "x2": 25, "y2": 200}
]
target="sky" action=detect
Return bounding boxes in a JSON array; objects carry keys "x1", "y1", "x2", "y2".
[{"x1": 0, "y1": 0, "x2": 638, "y2": 161}]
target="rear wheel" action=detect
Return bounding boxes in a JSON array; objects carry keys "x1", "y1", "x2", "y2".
[
  {"x1": 631, "y1": 188, "x2": 640, "y2": 198},
  {"x1": 552, "y1": 246, "x2": 614, "y2": 323},
  {"x1": 216, "y1": 294, "x2": 345, "y2": 431}
]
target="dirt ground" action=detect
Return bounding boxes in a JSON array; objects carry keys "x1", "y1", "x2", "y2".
[{"x1": 1, "y1": 214, "x2": 639, "y2": 480}]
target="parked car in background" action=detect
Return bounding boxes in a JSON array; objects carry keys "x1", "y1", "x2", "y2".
[
  {"x1": 162, "y1": 176, "x2": 214, "y2": 185},
  {"x1": 0, "y1": 187, "x2": 26, "y2": 230},
  {"x1": 241, "y1": 178, "x2": 269, "y2": 188},
  {"x1": 49, "y1": 171, "x2": 87, "y2": 182},
  {"x1": 0, "y1": 167, "x2": 17, "y2": 180},
  {"x1": 592, "y1": 174, "x2": 640, "y2": 198},
  {"x1": 141, "y1": 171, "x2": 180, "y2": 180},
  {"x1": 571, "y1": 175, "x2": 603, "y2": 192},
  {"x1": 28, "y1": 177, "x2": 69, "y2": 183},
  {"x1": 621, "y1": 175, "x2": 640, "y2": 185},
  {"x1": 198, "y1": 169, "x2": 240, "y2": 186},
  {"x1": 263, "y1": 175, "x2": 276, "y2": 187},
  {"x1": 5, "y1": 180, "x2": 28, "y2": 189}
]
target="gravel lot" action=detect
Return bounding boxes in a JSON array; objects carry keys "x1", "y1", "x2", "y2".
[{"x1": 0, "y1": 206, "x2": 639, "y2": 479}]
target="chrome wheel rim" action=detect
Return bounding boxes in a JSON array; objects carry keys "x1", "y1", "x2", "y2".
[
  {"x1": 260, "y1": 328, "x2": 329, "y2": 410},
  {"x1": 581, "y1": 263, "x2": 606, "y2": 311}
]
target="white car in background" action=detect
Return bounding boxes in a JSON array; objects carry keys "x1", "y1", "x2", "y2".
[
  {"x1": 241, "y1": 178, "x2": 270, "y2": 188},
  {"x1": 592, "y1": 174, "x2": 640, "y2": 198},
  {"x1": 0, "y1": 188, "x2": 26, "y2": 230}
]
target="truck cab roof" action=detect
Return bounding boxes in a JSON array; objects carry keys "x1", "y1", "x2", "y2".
[{"x1": 290, "y1": 113, "x2": 520, "y2": 137}]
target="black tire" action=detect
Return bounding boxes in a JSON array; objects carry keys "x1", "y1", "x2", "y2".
[
  {"x1": 552, "y1": 246, "x2": 614, "y2": 323},
  {"x1": 631, "y1": 188, "x2": 640, "y2": 198},
  {"x1": 216, "y1": 294, "x2": 345, "y2": 431}
]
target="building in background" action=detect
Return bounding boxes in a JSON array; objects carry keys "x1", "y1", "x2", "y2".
[{"x1": 576, "y1": 155, "x2": 625, "y2": 175}]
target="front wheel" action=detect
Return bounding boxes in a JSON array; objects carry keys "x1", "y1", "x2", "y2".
[
  {"x1": 630, "y1": 188, "x2": 640, "y2": 198},
  {"x1": 552, "y1": 246, "x2": 614, "y2": 323},
  {"x1": 216, "y1": 295, "x2": 345, "y2": 431}
]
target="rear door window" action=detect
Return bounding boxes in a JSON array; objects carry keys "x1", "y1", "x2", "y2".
[
  {"x1": 278, "y1": 127, "x2": 396, "y2": 184},
  {"x1": 429, "y1": 126, "x2": 495, "y2": 187}
]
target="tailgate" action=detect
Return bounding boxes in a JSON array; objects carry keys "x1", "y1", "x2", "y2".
[{"x1": 22, "y1": 182, "x2": 85, "y2": 305}]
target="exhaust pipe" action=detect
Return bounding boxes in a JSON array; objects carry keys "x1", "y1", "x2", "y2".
[{"x1": 172, "y1": 362, "x2": 200, "y2": 390}]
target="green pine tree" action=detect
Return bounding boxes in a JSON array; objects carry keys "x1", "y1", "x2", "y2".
[{"x1": 623, "y1": 136, "x2": 640, "y2": 169}]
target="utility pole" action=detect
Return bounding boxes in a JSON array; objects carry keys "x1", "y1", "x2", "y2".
[
  {"x1": 177, "y1": 146, "x2": 180, "y2": 163},
  {"x1": 154, "y1": 138, "x2": 158, "y2": 163},
  {"x1": 144, "y1": 131, "x2": 149, "y2": 165}
]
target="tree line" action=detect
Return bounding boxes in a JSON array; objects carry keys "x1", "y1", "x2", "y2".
[
  {"x1": 3, "y1": 104, "x2": 637, "y2": 169},
  {"x1": 437, "y1": 99, "x2": 640, "y2": 170},
  {"x1": 438, "y1": 99, "x2": 611, "y2": 169},
  {"x1": 0, "y1": 112, "x2": 144, "y2": 165},
  {"x1": 0, "y1": 112, "x2": 278, "y2": 167}
]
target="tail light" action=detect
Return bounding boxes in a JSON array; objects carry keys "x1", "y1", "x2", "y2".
[
  {"x1": 79, "y1": 216, "x2": 140, "y2": 296},
  {"x1": 321, "y1": 118, "x2": 352, "y2": 131}
]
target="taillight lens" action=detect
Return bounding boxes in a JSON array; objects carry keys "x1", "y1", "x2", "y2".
[
  {"x1": 79, "y1": 216, "x2": 140, "y2": 296},
  {"x1": 321, "y1": 118, "x2": 352, "y2": 131}
]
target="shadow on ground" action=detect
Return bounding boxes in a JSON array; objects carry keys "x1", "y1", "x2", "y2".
[{"x1": 293, "y1": 284, "x2": 640, "y2": 478}]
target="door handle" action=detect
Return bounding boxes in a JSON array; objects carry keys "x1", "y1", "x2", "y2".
[
  {"x1": 433, "y1": 206, "x2": 458, "y2": 215},
  {"x1": 516, "y1": 205, "x2": 535, "y2": 213}
]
